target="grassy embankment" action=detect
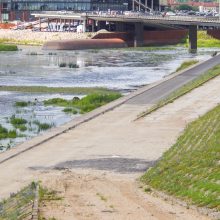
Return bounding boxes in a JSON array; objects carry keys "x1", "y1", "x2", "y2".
[
  {"x1": 44, "y1": 93, "x2": 122, "y2": 114},
  {"x1": 0, "y1": 182, "x2": 60, "y2": 220},
  {"x1": 141, "y1": 103, "x2": 220, "y2": 210},
  {"x1": 0, "y1": 182, "x2": 36, "y2": 220},
  {"x1": 137, "y1": 64, "x2": 220, "y2": 119},
  {"x1": 0, "y1": 44, "x2": 17, "y2": 51},
  {"x1": 175, "y1": 60, "x2": 198, "y2": 72},
  {"x1": 0, "y1": 38, "x2": 43, "y2": 46},
  {"x1": 183, "y1": 31, "x2": 220, "y2": 48}
]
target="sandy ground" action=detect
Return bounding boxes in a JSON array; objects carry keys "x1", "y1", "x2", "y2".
[
  {"x1": 38, "y1": 170, "x2": 210, "y2": 220},
  {"x1": 0, "y1": 30, "x2": 95, "y2": 43},
  {"x1": 1, "y1": 76, "x2": 220, "y2": 219}
]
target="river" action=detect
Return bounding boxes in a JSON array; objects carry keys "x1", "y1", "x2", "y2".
[{"x1": 0, "y1": 46, "x2": 218, "y2": 151}]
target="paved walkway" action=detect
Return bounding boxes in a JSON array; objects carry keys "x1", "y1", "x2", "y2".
[{"x1": 0, "y1": 55, "x2": 220, "y2": 219}]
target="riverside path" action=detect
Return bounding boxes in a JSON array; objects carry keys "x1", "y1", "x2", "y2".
[{"x1": 0, "y1": 55, "x2": 220, "y2": 219}]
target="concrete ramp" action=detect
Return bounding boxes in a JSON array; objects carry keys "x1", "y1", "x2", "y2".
[{"x1": 42, "y1": 38, "x2": 128, "y2": 50}]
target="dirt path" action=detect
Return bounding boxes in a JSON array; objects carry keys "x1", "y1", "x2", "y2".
[
  {"x1": 38, "y1": 170, "x2": 210, "y2": 220},
  {"x1": 1, "y1": 75, "x2": 220, "y2": 219}
]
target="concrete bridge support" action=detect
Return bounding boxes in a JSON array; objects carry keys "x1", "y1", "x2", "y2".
[
  {"x1": 97, "y1": 21, "x2": 106, "y2": 31},
  {"x1": 134, "y1": 22, "x2": 144, "y2": 47},
  {"x1": 115, "y1": 22, "x2": 125, "y2": 32},
  {"x1": 189, "y1": 25, "x2": 197, "y2": 53}
]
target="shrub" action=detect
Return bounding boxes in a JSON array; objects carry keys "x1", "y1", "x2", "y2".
[{"x1": 59, "y1": 62, "x2": 67, "y2": 67}]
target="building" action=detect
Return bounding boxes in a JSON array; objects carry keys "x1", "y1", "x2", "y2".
[
  {"x1": 0, "y1": 0, "x2": 128, "y2": 21},
  {"x1": 0, "y1": 0, "x2": 162, "y2": 22}
]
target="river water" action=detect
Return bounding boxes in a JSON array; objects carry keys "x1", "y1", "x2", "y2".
[{"x1": 0, "y1": 46, "x2": 218, "y2": 150}]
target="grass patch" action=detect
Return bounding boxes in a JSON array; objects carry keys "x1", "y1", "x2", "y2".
[
  {"x1": 63, "y1": 107, "x2": 78, "y2": 114},
  {"x1": 15, "y1": 101, "x2": 30, "y2": 107},
  {"x1": 44, "y1": 93, "x2": 122, "y2": 114},
  {"x1": 0, "y1": 44, "x2": 18, "y2": 51},
  {"x1": 0, "y1": 124, "x2": 17, "y2": 139},
  {"x1": 10, "y1": 115, "x2": 27, "y2": 127},
  {"x1": 96, "y1": 193, "x2": 107, "y2": 202},
  {"x1": 0, "y1": 86, "x2": 116, "y2": 95},
  {"x1": 0, "y1": 38, "x2": 43, "y2": 46},
  {"x1": 39, "y1": 185, "x2": 62, "y2": 202},
  {"x1": 0, "y1": 182, "x2": 36, "y2": 220},
  {"x1": 141, "y1": 104, "x2": 220, "y2": 210},
  {"x1": 175, "y1": 60, "x2": 198, "y2": 72},
  {"x1": 184, "y1": 31, "x2": 220, "y2": 48},
  {"x1": 33, "y1": 120, "x2": 53, "y2": 131},
  {"x1": 137, "y1": 64, "x2": 220, "y2": 119}
]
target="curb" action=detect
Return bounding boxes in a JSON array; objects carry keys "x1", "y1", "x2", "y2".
[{"x1": 0, "y1": 55, "x2": 216, "y2": 165}]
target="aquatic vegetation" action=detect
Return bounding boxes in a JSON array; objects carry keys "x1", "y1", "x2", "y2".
[
  {"x1": 10, "y1": 115, "x2": 27, "y2": 128},
  {"x1": 59, "y1": 62, "x2": 79, "y2": 68},
  {"x1": 63, "y1": 107, "x2": 78, "y2": 114},
  {"x1": 44, "y1": 93, "x2": 122, "y2": 114},
  {"x1": 0, "y1": 124, "x2": 17, "y2": 139},
  {"x1": 175, "y1": 60, "x2": 198, "y2": 72},
  {"x1": 15, "y1": 101, "x2": 30, "y2": 107},
  {"x1": 0, "y1": 44, "x2": 18, "y2": 51},
  {"x1": 141, "y1": 104, "x2": 220, "y2": 210},
  {"x1": 33, "y1": 120, "x2": 53, "y2": 131},
  {"x1": 68, "y1": 63, "x2": 79, "y2": 68},
  {"x1": 59, "y1": 62, "x2": 67, "y2": 67}
]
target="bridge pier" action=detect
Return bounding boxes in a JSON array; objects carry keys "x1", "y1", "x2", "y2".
[
  {"x1": 189, "y1": 25, "x2": 197, "y2": 53},
  {"x1": 115, "y1": 22, "x2": 125, "y2": 32},
  {"x1": 134, "y1": 22, "x2": 144, "y2": 47},
  {"x1": 97, "y1": 21, "x2": 106, "y2": 31}
]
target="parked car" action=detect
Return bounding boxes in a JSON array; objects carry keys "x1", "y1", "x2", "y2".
[{"x1": 165, "y1": 11, "x2": 176, "y2": 16}]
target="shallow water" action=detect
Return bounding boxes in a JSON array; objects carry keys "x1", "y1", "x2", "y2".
[
  {"x1": 0, "y1": 46, "x2": 218, "y2": 151},
  {"x1": 0, "y1": 46, "x2": 218, "y2": 90}
]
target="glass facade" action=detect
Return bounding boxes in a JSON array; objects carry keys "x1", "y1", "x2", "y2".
[
  {"x1": 0, "y1": 0, "x2": 128, "y2": 11},
  {"x1": 0, "y1": 0, "x2": 129, "y2": 21}
]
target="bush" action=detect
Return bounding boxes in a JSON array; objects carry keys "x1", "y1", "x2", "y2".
[{"x1": 59, "y1": 62, "x2": 67, "y2": 67}]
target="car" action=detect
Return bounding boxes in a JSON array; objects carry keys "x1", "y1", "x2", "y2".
[{"x1": 165, "y1": 11, "x2": 176, "y2": 16}]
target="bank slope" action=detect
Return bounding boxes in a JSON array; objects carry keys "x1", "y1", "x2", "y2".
[{"x1": 142, "y1": 104, "x2": 220, "y2": 211}]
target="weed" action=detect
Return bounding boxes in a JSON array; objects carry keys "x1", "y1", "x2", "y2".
[
  {"x1": 0, "y1": 124, "x2": 17, "y2": 139},
  {"x1": 10, "y1": 115, "x2": 27, "y2": 128},
  {"x1": 44, "y1": 93, "x2": 122, "y2": 114},
  {"x1": 141, "y1": 104, "x2": 220, "y2": 210},
  {"x1": 15, "y1": 101, "x2": 30, "y2": 107},
  {"x1": 63, "y1": 107, "x2": 78, "y2": 114},
  {"x1": 33, "y1": 121, "x2": 53, "y2": 131},
  {"x1": 96, "y1": 193, "x2": 107, "y2": 202},
  {"x1": 175, "y1": 60, "x2": 198, "y2": 72}
]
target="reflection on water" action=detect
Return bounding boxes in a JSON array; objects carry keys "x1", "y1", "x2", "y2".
[{"x1": 0, "y1": 46, "x2": 217, "y2": 90}]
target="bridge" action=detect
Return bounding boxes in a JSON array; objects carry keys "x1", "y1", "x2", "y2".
[{"x1": 32, "y1": 12, "x2": 220, "y2": 52}]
